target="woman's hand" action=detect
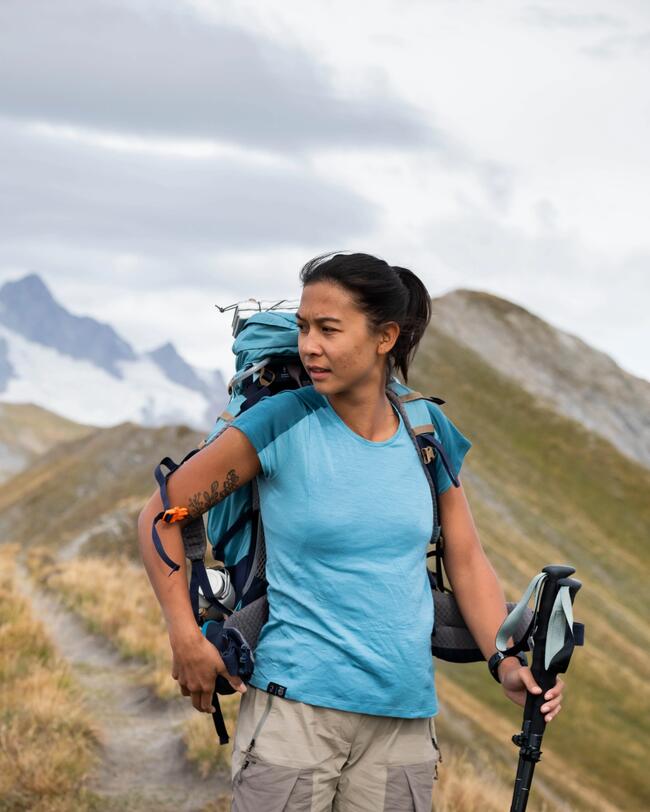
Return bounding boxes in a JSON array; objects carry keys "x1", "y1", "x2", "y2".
[
  {"x1": 499, "y1": 659, "x2": 565, "y2": 722},
  {"x1": 171, "y1": 629, "x2": 246, "y2": 713}
]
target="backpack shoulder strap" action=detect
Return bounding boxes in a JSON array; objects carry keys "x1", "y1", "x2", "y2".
[{"x1": 387, "y1": 383, "x2": 461, "y2": 593}]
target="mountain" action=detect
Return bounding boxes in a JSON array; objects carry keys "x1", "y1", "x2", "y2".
[
  {"x1": 0, "y1": 274, "x2": 228, "y2": 431},
  {"x1": 0, "y1": 419, "x2": 204, "y2": 559},
  {"x1": 0, "y1": 273, "x2": 136, "y2": 377},
  {"x1": 430, "y1": 289, "x2": 650, "y2": 469},
  {"x1": 0, "y1": 402, "x2": 94, "y2": 485}
]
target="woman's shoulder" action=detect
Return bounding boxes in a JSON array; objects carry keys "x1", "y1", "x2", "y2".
[
  {"x1": 257, "y1": 384, "x2": 322, "y2": 412},
  {"x1": 233, "y1": 385, "x2": 322, "y2": 432}
]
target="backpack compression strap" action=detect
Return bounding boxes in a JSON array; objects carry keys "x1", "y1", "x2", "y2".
[{"x1": 151, "y1": 452, "x2": 200, "y2": 572}]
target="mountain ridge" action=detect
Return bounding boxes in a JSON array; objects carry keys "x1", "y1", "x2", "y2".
[{"x1": 430, "y1": 288, "x2": 650, "y2": 469}]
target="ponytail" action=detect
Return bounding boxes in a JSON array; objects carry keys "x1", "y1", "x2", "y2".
[{"x1": 389, "y1": 266, "x2": 432, "y2": 384}]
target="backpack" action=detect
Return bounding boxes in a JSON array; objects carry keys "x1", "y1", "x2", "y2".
[{"x1": 151, "y1": 303, "x2": 532, "y2": 743}]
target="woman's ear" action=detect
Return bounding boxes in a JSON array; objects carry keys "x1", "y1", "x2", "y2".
[{"x1": 377, "y1": 322, "x2": 400, "y2": 356}]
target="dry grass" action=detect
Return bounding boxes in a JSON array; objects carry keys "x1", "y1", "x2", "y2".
[
  {"x1": 181, "y1": 693, "x2": 242, "y2": 777},
  {"x1": 27, "y1": 548, "x2": 177, "y2": 699},
  {"x1": 433, "y1": 748, "x2": 549, "y2": 812},
  {"x1": 26, "y1": 548, "x2": 243, "y2": 781},
  {"x1": 0, "y1": 545, "x2": 99, "y2": 811}
]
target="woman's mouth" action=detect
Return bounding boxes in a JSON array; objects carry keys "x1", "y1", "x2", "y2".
[{"x1": 308, "y1": 366, "x2": 331, "y2": 379}]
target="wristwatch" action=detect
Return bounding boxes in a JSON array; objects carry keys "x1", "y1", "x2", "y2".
[{"x1": 488, "y1": 651, "x2": 528, "y2": 683}]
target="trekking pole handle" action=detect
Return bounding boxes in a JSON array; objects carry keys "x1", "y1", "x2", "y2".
[
  {"x1": 557, "y1": 576, "x2": 582, "y2": 593},
  {"x1": 541, "y1": 564, "x2": 575, "y2": 580}
]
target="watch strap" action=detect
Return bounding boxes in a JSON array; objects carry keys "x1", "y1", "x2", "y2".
[{"x1": 488, "y1": 650, "x2": 527, "y2": 683}]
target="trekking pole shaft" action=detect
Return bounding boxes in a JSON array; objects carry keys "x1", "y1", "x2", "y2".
[{"x1": 511, "y1": 759, "x2": 536, "y2": 812}]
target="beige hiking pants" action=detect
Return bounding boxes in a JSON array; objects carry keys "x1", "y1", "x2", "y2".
[{"x1": 231, "y1": 685, "x2": 441, "y2": 812}]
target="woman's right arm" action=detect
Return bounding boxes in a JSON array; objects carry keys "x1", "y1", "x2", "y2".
[{"x1": 137, "y1": 425, "x2": 261, "y2": 713}]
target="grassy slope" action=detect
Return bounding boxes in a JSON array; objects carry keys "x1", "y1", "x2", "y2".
[
  {"x1": 0, "y1": 402, "x2": 94, "y2": 483},
  {"x1": 0, "y1": 421, "x2": 204, "y2": 558},
  {"x1": 410, "y1": 325, "x2": 650, "y2": 811}
]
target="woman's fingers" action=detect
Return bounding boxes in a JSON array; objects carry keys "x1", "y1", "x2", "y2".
[
  {"x1": 225, "y1": 674, "x2": 247, "y2": 695},
  {"x1": 516, "y1": 667, "x2": 542, "y2": 695},
  {"x1": 502, "y1": 667, "x2": 566, "y2": 721},
  {"x1": 541, "y1": 676, "x2": 565, "y2": 721},
  {"x1": 544, "y1": 676, "x2": 565, "y2": 700}
]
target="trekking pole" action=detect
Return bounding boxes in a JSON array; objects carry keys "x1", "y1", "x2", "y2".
[{"x1": 496, "y1": 564, "x2": 584, "y2": 812}]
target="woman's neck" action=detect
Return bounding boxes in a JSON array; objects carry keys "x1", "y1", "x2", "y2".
[{"x1": 325, "y1": 382, "x2": 398, "y2": 443}]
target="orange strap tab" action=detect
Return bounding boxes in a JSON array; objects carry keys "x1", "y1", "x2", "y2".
[{"x1": 162, "y1": 506, "x2": 190, "y2": 524}]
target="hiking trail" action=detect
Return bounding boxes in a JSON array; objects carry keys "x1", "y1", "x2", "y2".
[{"x1": 15, "y1": 563, "x2": 230, "y2": 811}]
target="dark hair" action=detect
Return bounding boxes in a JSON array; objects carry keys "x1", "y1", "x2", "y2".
[{"x1": 299, "y1": 251, "x2": 431, "y2": 385}]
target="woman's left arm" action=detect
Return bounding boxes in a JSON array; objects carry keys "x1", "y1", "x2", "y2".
[{"x1": 439, "y1": 481, "x2": 565, "y2": 722}]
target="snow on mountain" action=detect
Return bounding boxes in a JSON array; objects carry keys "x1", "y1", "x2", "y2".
[
  {"x1": 0, "y1": 275, "x2": 228, "y2": 431},
  {"x1": 0, "y1": 335, "x2": 14, "y2": 391},
  {"x1": 147, "y1": 342, "x2": 209, "y2": 393},
  {"x1": 0, "y1": 273, "x2": 136, "y2": 377}
]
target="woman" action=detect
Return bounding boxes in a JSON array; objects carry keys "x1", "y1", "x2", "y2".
[{"x1": 138, "y1": 252, "x2": 564, "y2": 811}]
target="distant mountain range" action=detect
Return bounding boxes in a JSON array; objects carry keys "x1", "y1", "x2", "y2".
[
  {"x1": 1, "y1": 273, "x2": 648, "y2": 471},
  {"x1": 0, "y1": 274, "x2": 228, "y2": 432}
]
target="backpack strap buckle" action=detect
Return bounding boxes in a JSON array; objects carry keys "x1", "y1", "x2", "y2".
[
  {"x1": 421, "y1": 446, "x2": 436, "y2": 465},
  {"x1": 258, "y1": 366, "x2": 275, "y2": 387},
  {"x1": 162, "y1": 506, "x2": 189, "y2": 524}
]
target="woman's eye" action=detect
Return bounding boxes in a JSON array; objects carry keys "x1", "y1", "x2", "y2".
[{"x1": 297, "y1": 324, "x2": 335, "y2": 334}]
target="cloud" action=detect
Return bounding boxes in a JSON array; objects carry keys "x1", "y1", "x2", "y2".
[
  {"x1": 0, "y1": 121, "x2": 378, "y2": 266},
  {"x1": 523, "y1": 5, "x2": 626, "y2": 32},
  {"x1": 581, "y1": 30, "x2": 650, "y2": 60},
  {"x1": 522, "y1": 3, "x2": 650, "y2": 61},
  {"x1": 422, "y1": 205, "x2": 650, "y2": 378},
  {"x1": 0, "y1": 0, "x2": 435, "y2": 152}
]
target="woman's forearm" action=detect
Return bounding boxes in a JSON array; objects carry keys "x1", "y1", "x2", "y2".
[
  {"x1": 444, "y1": 546, "x2": 510, "y2": 661},
  {"x1": 137, "y1": 496, "x2": 200, "y2": 644}
]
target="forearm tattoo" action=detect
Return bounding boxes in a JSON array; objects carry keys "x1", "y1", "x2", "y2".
[{"x1": 187, "y1": 469, "x2": 240, "y2": 517}]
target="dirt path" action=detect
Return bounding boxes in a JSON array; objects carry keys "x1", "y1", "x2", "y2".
[{"x1": 16, "y1": 565, "x2": 230, "y2": 811}]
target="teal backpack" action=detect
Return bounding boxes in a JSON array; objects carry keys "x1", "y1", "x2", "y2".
[{"x1": 198, "y1": 307, "x2": 461, "y2": 619}]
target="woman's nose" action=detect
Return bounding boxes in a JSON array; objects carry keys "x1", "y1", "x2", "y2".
[{"x1": 299, "y1": 332, "x2": 323, "y2": 358}]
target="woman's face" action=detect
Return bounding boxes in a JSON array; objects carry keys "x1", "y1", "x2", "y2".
[{"x1": 296, "y1": 281, "x2": 396, "y2": 395}]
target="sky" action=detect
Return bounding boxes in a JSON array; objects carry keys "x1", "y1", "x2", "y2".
[{"x1": 0, "y1": 0, "x2": 648, "y2": 381}]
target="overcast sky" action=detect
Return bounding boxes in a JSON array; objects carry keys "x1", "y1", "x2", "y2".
[{"x1": 1, "y1": 0, "x2": 648, "y2": 381}]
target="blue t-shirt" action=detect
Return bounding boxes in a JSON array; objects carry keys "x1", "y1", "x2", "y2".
[{"x1": 230, "y1": 385, "x2": 471, "y2": 718}]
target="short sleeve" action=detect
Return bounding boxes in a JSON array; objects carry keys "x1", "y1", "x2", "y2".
[
  {"x1": 229, "y1": 389, "x2": 302, "y2": 480},
  {"x1": 427, "y1": 402, "x2": 472, "y2": 494}
]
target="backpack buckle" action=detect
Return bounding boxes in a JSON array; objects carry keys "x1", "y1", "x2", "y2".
[
  {"x1": 258, "y1": 367, "x2": 275, "y2": 387},
  {"x1": 421, "y1": 446, "x2": 436, "y2": 465}
]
